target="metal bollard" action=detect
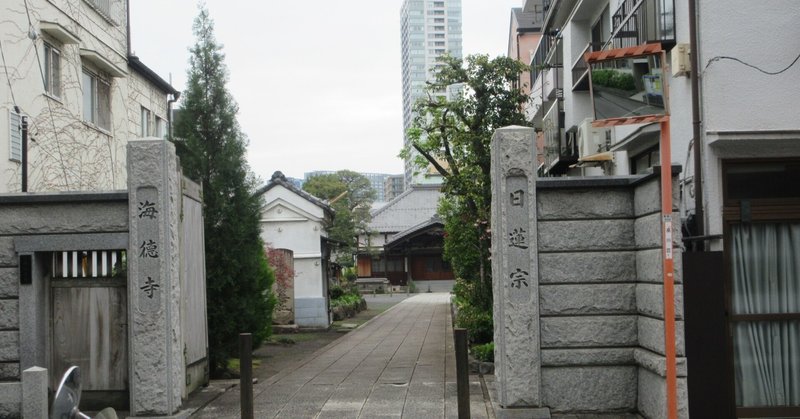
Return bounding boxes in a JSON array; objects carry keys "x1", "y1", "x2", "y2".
[
  {"x1": 240, "y1": 333, "x2": 253, "y2": 419},
  {"x1": 454, "y1": 328, "x2": 470, "y2": 419}
]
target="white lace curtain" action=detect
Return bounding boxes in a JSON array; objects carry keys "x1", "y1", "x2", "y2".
[{"x1": 731, "y1": 222, "x2": 800, "y2": 407}]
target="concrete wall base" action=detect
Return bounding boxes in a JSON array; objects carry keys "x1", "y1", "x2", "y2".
[
  {"x1": 294, "y1": 297, "x2": 328, "y2": 328},
  {"x1": 496, "y1": 407, "x2": 553, "y2": 419},
  {"x1": 486, "y1": 374, "x2": 551, "y2": 418}
]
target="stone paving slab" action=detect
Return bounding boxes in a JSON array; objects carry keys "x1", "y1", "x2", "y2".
[{"x1": 189, "y1": 293, "x2": 490, "y2": 418}]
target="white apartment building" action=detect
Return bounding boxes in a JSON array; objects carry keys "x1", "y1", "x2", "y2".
[
  {"x1": 400, "y1": 0, "x2": 463, "y2": 187},
  {"x1": 0, "y1": 0, "x2": 178, "y2": 193}
]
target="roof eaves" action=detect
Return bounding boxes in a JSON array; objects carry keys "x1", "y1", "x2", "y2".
[
  {"x1": 259, "y1": 171, "x2": 335, "y2": 218},
  {"x1": 127, "y1": 55, "x2": 180, "y2": 96}
]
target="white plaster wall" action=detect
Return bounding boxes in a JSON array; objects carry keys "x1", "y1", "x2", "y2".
[
  {"x1": 0, "y1": 0, "x2": 171, "y2": 193},
  {"x1": 562, "y1": 20, "x2": 594, "y2": 130},
  {"x1": 293, "y1": 258, "x2": 323, "y2": 298},
  {"x1": 260, "y1": 184, "x2": 328, "y2": 300},
  {"x1": 696, "y1": 0, "x2": 800, "y2": 242},
  {"x1": 260, "y1": 186, "x2": 327, "y2": 254},
  {"x1": 367, "y1": 233, "x2": 388, "y2": 248},
  {"x1": 264, "y1": 187, "x2": 325, "y2": 220},
  {"x1": 261, "y1": 220, "x2": 323, "y2": 256},
  {"x1": 698, "y1": 1, "x2": 800, "y2": 133}
]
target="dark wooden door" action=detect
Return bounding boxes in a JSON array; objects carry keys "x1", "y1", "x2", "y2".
[{"x1": 683, "y1": 251, "x2": 734, "y2": 418}]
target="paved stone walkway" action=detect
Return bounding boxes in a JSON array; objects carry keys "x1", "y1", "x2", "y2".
[{"x1": 192, "y1": 293, "x2": 490, "y2": 418}]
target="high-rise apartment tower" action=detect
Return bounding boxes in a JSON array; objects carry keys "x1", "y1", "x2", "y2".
[{"x1": 400, "y1": 0, "x2": 462, "y2": 187}]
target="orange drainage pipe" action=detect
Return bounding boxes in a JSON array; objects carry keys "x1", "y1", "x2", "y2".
[{"x1": 660, "y1": 116, "x2": 678, "y2": 419}]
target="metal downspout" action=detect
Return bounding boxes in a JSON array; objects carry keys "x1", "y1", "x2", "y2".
[
  {"x1": 168, "y1": 92, "x2": 180, "y2": 140},
  {"x1": 689, "y1": 0, "x2": 704, "y2": 249}
]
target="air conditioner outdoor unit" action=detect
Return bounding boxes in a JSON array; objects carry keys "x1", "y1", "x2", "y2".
[{"x1": 577, "y1": 118, "x2": 614, "y2": 158}]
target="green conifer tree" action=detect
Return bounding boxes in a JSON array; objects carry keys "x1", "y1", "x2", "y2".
[{"x1": 174, "y1": 5, "x2": 275, "y2": 376}]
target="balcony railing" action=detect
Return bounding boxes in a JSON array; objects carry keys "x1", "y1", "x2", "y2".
[
  {"x1": 571, "y1": 42, "x2": 604, "y2": 91},
  {"x1": 531, "y1": 34, "x2": 562, "y2": 96},
  {"x1": 530, "y1": 34, "x2": 552, "y2": 88},
  {"x1": 604, "y1": 0, "x2": 675, "y2": 51},
  {"x1": 542, "y1": 101, "x2": 576, "y2": 176}
]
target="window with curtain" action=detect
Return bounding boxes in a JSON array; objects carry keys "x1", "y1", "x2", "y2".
[{"x1": 731, "y1": 222, "x2": 800, "y2": 408}]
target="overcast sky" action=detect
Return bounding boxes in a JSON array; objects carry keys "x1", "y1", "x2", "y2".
[{"x1": 130, "y1": 1, "x2": 523, "y2": 182}]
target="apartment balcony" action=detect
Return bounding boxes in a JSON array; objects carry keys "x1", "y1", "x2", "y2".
[
  {"x1": 571, "y1": 42, "x2": 604, "y2": 91},
  {"x1": 526, "y1": 75, "x2": 544, "y2": 124},
  {"x1": 604, "y1": 0, "x2": 676, "y2": 51},
  {"x1": 531, "y1": 34, "x2": 563, "y2": 100},
  {"x1": 529, "y1": 33, "x2": 562, "y2": 128},
  {"x1": 542, "y1": 100, "x2": 576, "y2": 176},
  {"x1": 541, "y1": 0, "x2": 580, "y2": 33}
]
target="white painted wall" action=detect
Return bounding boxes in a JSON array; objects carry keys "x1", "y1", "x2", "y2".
[
  {"x1": 260, "y1": 184, "x2": 329, "y2": 300},
  {"x1": 695, "y1": 0, "x2": 800, "y2": 245},
  {"x1": 292, "y1": 258, "x2": 323, "y2": 297}
]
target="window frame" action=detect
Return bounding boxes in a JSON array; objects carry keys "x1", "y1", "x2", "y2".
[
  {"x1": 43, "y1": 41, "x2": 62, "y2": 98},
  {"x1": 82, "y1": 67, "x2": 112, "y2": 131},
  {"x1": 155, "y1": 116, "x2": 165, "y2": 138},
  {"x1": 722, "y1": 158, "x2": 800, "y2": 417},
  {"x1": 140, "y1": 106, "x2": 152, "y2": 137}
]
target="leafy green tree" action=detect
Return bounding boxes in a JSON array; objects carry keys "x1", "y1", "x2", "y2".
[
  {"x1": 173, "y1": 5, "x2": 275, "y2": 376},
  {"x1": 303, "y1": 170, "x2": 376, "y2": 266},
  {"x1": 402, "y1": 54, "x2": 530, "y2": 313}
]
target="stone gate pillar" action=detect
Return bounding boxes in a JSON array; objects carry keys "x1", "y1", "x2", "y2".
[
  {"x1": 127, "y1": 139, "x2": 184, "y2": 417},
  {"x1": 490, "y1": 126, "x2": 547, "y2": 415}
]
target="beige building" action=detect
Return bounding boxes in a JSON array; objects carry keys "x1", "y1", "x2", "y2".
[
  {"x1": 507, "y1": 7, "x2": 543, "y2": 96},
  {"x1": 0, "y1": 0, "x2": 178, "y2": 193}
]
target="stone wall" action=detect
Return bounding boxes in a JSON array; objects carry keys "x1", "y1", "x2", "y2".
[
  {"x1": 0, "y1": 193, "x2": 129, "y2": 418},
  {"x1": 489, "y1": 126, "x2": 687, "y2": 419},
  {"x1": 0, "y1": 140, "x2": 208, "y2": 418},
  {"x1": 631, "y1": 172, "x2": 688, "y2": 419},
  {"x1": 537, "y1": 183, "x2": 639, "y2": 414},
  {"x1": 533, "y1": 170, "x2": 686, "y2": 418}
]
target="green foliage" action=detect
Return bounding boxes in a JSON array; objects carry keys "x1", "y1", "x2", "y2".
[
  {"x1": 173, "y1": 5, "x2": 275, "y2": 377},
  {"x1": 329, "y1": 285, "x2": 345, "y2": 300},
  {"x1": 455, "y1": 305, "x2": 494, "y2": 345},
  {"x1": 403, "y1": 54, "x2": 531, "y2": 317},
  {"x1": 330, "y1": 293, "x2": 362, "y2": 308},
  {"x1": 303, "y1": 170, "x2": 376, "y2": 266},
  {"x1": 342, "y1": 266, "x2": 357, "y2": 282},
  {"x1": 471, "y1": 342, "x2": 495, "y2": 363},
  {"x1": 591, "y1": 69, "x2": 637, "y2": 91}
]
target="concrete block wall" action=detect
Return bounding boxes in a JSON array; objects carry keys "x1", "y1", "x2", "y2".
[
  {"x1": 537, "y1": 185, "x2": 640, "y2": 415},
  {"x1": 0, "y1": 193, "x2": 129, "y2": 418},
  {"x1": 0, "y1": 235, "x2": 20, "y2": 418},
  {"x1": 632, "y1": 175, "x2": 689, "y2": 419},
  {"x1": 295, "y1": 297, "x2": 328, "y2": 328},
  {"x1": 535, "y1": 169, "x2": 686, "y2": 417}
]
